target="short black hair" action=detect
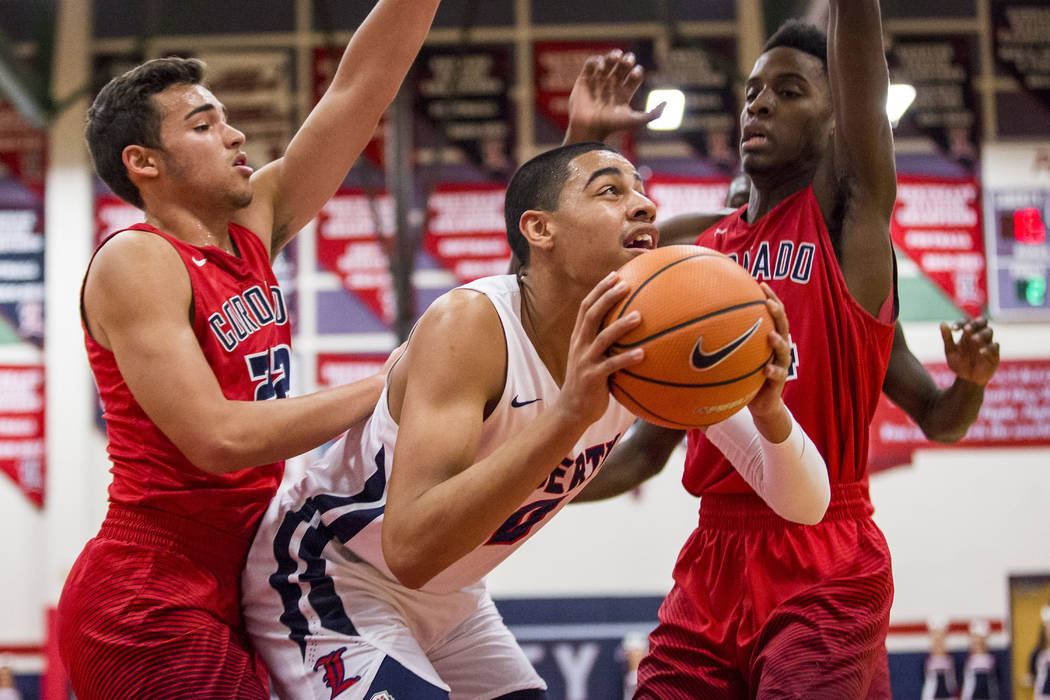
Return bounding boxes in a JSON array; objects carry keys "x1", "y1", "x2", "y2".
[
  {"x1": 763, "y1": 20, "x2": 828, "y2": 71},
  {"x1": 86, "y1": 56, "x2": 206, "y2": 209},
  {"x1": 504, "y1": 142, "x2": 619, "y2": 268}
]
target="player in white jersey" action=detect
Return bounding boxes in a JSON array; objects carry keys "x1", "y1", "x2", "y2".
[{"x1": 242, "y1": 142, "x2": 831, "y2": 700}]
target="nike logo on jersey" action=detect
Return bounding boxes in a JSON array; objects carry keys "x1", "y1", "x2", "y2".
[
  {"x1": 714, "y1": 227, "x2": 728, "y2": 235},
  {"x1": 192, "y1": 256, "x2": 207, "y2": 266},
  {"x1": 511, "y1": 395, "x2": 541, "y2": 408},
  {"x1": 691, "y1": 318, "x2": 761, "y2": 370}
]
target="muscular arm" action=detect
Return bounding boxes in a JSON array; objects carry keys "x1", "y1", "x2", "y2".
[
  {"x1": 382, "y1": 275, "x2": 644, "y2": 589},
  {"x1": 237, "y1": 0, "x2": 441, "y2": 255},
  {"x1": 83, "y1": 232, "x2": 384, "y2": 475},
  {"x1": 882, "y1": 319, "x2": 1000, "y2": 443},
  {"x1": 818, "y1": 0, "x2": 898, "y2": 316}
]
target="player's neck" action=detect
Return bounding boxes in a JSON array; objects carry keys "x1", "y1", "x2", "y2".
[
  {"x1": 143, "y1": 201, "x2": 236, "y2": 254},
  {"x1": 745, "y1": 171, "x2": 813, "y2": 223},
  {"x1": 517, "y1": 268, "x2": 587, "y2": 387}
]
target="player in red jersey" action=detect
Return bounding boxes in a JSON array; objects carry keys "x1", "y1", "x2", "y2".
[
  {"x1": 56, "y1": 2, "x2": 441, "y2": 698},
  {"x1": 564, "y1": 7, "x2": 1000, "y2": 699}
]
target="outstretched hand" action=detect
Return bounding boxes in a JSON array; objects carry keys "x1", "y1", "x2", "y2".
[
  {"x1": 940, "y1": 316, "x2": 999, "y2": 386},
  {"x1": 564, "y1": 50, "x2": 664, "y2": 145}
]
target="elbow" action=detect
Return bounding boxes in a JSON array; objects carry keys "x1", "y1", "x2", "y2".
[
  {"x1": 181, "y1": 433, "x2": 248, "y2": 475},
  {"x1": 381, "y1": 529, "x2": 434, "y2": 590},
  {"x1": 774, "y1": 481, "x2": 831, "y2": 526}
]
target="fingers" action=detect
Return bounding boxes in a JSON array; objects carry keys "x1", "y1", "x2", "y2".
[
  {"x1": 939, "y1": 321, "x2": 957, "y2": 355},
  {"x1": 760, "y1": 282, "x2": 789, "y2": 341}
]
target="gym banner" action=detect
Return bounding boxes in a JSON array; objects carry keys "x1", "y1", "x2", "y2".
[
  {"x1": 313, "y1": 47, "x2": 386, "y2": 167},
  {"x1": 94, "y1": 194, "x2": 143, "y2": 246},
  {"x1": 0, "y1": 206, "x2": 44, "y2": 345},
  {"x1": 645, "y1": 175, "x2": 733, "y2": 223},
  {"x1": 0, "y1": 364, "x2": 45, "y2": 507},
  {"x1": 648, "y1": 39, "x2": 739, "y2": 171},
  {"x1": 423, "y1": 182, "x2": 510, "y2": 283},
  {"x1": 869, "y1": 358, "x2": 1050, "y2": 472},
  {"x1": 991, "y1": 0, "x2": 1050, "y2": 111},
  {"x1": 0, "y1": 99, "x2": 46, "y2": 196},
  {"x1": 415, "y1": 45, "x2": 514, "y2": 177},
  {"x1": 316, "y1": 353, "x2": 390, "y2": 389},
  {"x1": 888, "y1": 34, "x2": 981, "y2": 168},
  {"x1": 316, "y1": 190, "x2": 396, "y2": 324},
  {"x1": 890, "y1": 175, "x2": 987, "y2": 318}
]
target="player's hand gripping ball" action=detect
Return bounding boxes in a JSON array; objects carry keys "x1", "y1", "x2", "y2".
[{"x1": 602, "y1": 245, "x2": 775, "y2": 427}]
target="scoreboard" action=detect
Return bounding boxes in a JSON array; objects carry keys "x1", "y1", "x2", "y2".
[{"x1": 983, "y1": 143, "x2": 1050, "y2": 320}]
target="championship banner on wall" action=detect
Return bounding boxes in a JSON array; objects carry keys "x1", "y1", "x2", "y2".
[
  {"x1": 890, "y1": 175, "x2": 987, "y2": 318},
  {"x1": 648, "y1": 40, "x2": 739, "y2": 171},
  {"x1": 313, "y1": 47, "x2": 387, "y2": 167},
  {"x1": 416, "y1": 45, "x2": 515, "y2": 177},
  {"x1": 991, "y1": 0, "x2": 1050, "y2": 111},
  {"x1": 94, "y1": 194, "x2": 144, "y2": 246},
  {"x1": 869, "y1": 358, "x2": 1050, "y2": 472},
  {"x1": 316, "y1": 353, "x2": 390, "y2": 389},
  {"x1": 316, "y1": 190, "x2": 395, "y2": 325},
  {"x1": 423, "y1": 183, "x2": 510, "y2": 282},
  {"x1": 0, "y1": 364, "x2": 45, "y2": 507},
  {"x1": 0, "y1": 99, "x2": 46, "y2": 196},
  {"x1": 645, "y1": 175, "x2": 732, "y2": 223},
  {"x1": 888, "y1": 34, "x2": 981, "y2": 168},
  {"x1": 0, "y1": 206, "x2": 45, "y2": 345}
]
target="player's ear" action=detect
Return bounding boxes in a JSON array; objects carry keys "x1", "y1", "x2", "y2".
[
  {"x1": 519, "y1": 210, "x2": 554, "y2": 254},
  {"x1": 123, "y1": 144, "x2": 160, "y2": 180}
]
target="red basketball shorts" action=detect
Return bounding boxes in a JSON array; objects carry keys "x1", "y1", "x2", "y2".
[
  {"x1": 57, "y1": 505, "x2": 269, "y2": 700},
  {"x1": 636, "y1": 482, "x2": 893, "y2": 700}
]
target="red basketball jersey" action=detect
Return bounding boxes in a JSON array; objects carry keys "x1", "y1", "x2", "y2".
[
  {"x1": 84, "y1": 222, "x2": 288, "y2": 541},
  {"x1": 685, "y1": 186, "x2": 895, "y2": 493}
]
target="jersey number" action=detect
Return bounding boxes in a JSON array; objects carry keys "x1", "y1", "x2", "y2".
[{"x1": 246, "y1": 345, "x2": 291, "y2": 400}]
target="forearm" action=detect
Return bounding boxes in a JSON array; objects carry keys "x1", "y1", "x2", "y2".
[
  {"x1": 384, "y1": 406, "x2": 594, "y2": 588},
  {"x1": 917, "y1": 379, "x2": 986, "y2": 443},
  {"x1": 704, "y1": 408, "x2": 830, "y2": 524},
  {"x1": 189, "y1": 374, "x2": 385, "y2": 474}
]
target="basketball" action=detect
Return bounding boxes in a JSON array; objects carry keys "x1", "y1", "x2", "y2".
[{"x1": 603, "y1": 245, "x2": 775, "y2": 428}]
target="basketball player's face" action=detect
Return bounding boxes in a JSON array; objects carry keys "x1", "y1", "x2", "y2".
[
  {"x1": 739, "y1": 47, "x2": 832, "y2": 179},
  {"x1": 549, "y1": 150, "x2": 658, "y2": 284},
  {"x1": 151, "y1": 83, "x2": 254, "y2": 210}
]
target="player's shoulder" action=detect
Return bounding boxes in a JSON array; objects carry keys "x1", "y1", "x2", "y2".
[
  {"x1": 416, "y1": 286, "x2": 502, "y2": 341},
  {"x1": 89, "y1": 228, "x2": 185, "y2": 285}
]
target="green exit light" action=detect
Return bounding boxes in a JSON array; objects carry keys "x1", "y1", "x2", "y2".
[{"x1": 1017, "y1": 275, "x2": 1047, "y2": 306}]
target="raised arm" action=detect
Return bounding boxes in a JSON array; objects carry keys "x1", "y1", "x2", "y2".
[
  {"x1": 239, "y1": 0, "x2": 441, "y2": 255},
  {"x1": 882, "y1": 319, "x2": 1000, "y2": 443},
  {"x1": 83, "y1": 232, "x2": 385, "y2": 475},
  {"x1": 818, "y1": 0, "x2": 898, "y2": 315},
  {"x1": 382, "y1": 274, "x2": 643, "y2": 589}
]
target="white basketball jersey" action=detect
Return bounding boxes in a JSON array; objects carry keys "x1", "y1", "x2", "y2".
[{"x1": 276, "y1": 274, "x2": 635, "y2": 594}]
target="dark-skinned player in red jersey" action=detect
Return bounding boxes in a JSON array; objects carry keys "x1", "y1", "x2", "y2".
[
  {"x1": 56, "y1": 2, "x2": 441, "y2": 698},
  {"x1": 562, "y1": 4, "x2": 1000, "y2": 699}
]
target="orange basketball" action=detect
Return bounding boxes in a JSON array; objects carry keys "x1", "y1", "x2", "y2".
[{"x1": 603, "y1": 245, "x2": 775, "y2": 428}]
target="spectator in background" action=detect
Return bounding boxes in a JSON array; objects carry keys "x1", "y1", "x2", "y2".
[
  {"x1": 1028, "y1": 606, "x2": 1050, "y2": 700},
  {"x1": 922, "y1": 617, "x2": 959, "y2": 700},
  {"x1": 0, "y1": 662, "x2": 23, "y2": 700},
  {"x1": 961, "y1": 619, "x2": 1000, "y2": 700}
]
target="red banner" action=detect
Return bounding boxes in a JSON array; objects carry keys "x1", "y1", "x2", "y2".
[
  {"x1": 869, "y1": 358, "x2": 1050, "y2": 473},
  {"x1": 0, "y1": 100, "x2": 46, "y2": 196},
  {"x1": 534, "y1": 41, "x2": 632, "y2": 132},
  {"x1": 423, "y1": 182, "x2": 510, "y2": 282},
  {"x1": 94, "y1": 194, "x2": 144, "y2": 246},
  {"x1": 316, "y1": 353, "x2": 390, "y2": 389},
  {"x1": 890, "y1": 175, "x2": 987, "y2": 318},
  {"x1": 316, "y1": 190, "x2": 395, "y2": 324},
  {"x1": 0, "y1": 365, "x2": 45, "y2": 507},
  {"x1": 645, "y1": 175, "x2": 732, "y2": 223}
]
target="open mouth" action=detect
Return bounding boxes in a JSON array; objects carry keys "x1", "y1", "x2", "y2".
[{"x1": 624, "y1": 227, "x2": 657, "y2": 250}]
